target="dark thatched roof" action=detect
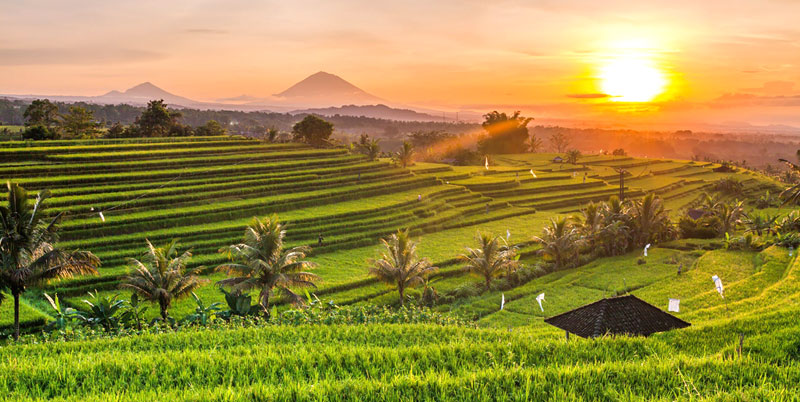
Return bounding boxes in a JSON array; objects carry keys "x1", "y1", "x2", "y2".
[
  {"x1": 543, "y1": 295, "x2": 690, "y2": 339},
  {"x1": 687, "y1": 208, "x2": 707, "y2": 220}
]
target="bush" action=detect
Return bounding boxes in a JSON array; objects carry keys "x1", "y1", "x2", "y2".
[
  {"x1": 714, "y1": 177, "x2": 744, "y2": 195},
  {"x1": 679, "y1": 216, "x2": 720, "y2": 239},
  {"x1": 22, "y1": 125, "x2": 58, "y2": 140},
  {"x1": 724, "y1": 233, "x2": 764, "y2": 251}
]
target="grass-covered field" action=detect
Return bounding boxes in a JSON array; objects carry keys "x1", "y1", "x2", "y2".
[
  {"x1": 0, "y1": 138, "x2": 783, "y2": 326},
  {"x1": 1, "y1": 137, "x2": 797, "y2": 400}
]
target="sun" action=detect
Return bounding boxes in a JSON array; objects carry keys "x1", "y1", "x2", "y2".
[{"x1": 599, "y1": 56, "x2": 667, "y2": 102}]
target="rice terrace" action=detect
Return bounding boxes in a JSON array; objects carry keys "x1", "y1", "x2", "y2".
[{"x1": 3, "y1": 1, "x2": 800, "y2": 401}]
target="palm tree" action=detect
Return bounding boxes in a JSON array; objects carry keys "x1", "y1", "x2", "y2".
[
  {"x1": 120, "y1": 239, "x2": 205, "y2": 320},
  {"x1": 716, "y1": 200, "x2": 745, "y2": 236},
  {"x1": 565, "y1": 149, "x2": 581, "y2": 165},
  {"x1": 369, "y1": 229, "x2": 437, "y2": 306},
  {"x1": 216, "y1": 216, "x2": 319, "y2": 315},
  {"x1": 778, "y1": 158, "x2": 800, "y2": 205},
  {"x1": 698, "y1": 192, "x2": 720, "y2": 212},
  {"x1": 0, "y1": 182, "x2": 99, "y2": 340},
  {"x1": 460, "y1": 232, "x2": 518, "y2": 292},
  {"x1": 629, "y1": 193, "x2": 674, "y2": 246},
  {"x1": 356, "y1": 135, "x2": 381, "y2": 161},
  {"x1": 744, "y1": 212, "x2": 777, "y2": 236},
  {"x1": 576, "y1": 202, "x2": 603, "y2": 238},
  {"x1": 394, "y1": 141, "x2": 415, "y2": 168},
  {"x1": 528, "y1": 133, "x2": 544, "y2": 153},
  {"x1": 364, "y1": 138, "x2": 381, "y2": 161},
  {"x1": 533, "y1": 217, "x2": 583, "y2": 270}
]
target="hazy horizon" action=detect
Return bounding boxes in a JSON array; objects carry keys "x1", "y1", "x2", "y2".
[{"x1": 2, "y1": 0, "x2": 800, "y2": 128}]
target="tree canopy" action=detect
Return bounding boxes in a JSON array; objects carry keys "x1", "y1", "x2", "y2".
[
  {"x1": 292, "y1": 115, "x2": 334, "y2": 146},
  {"x1": 477, "y1": 111, "x2": 533, "y2": 154},
  {"x1": 61, "y1": 106, "x2": 102, "y2": 139},
  {"x1": 23, "y1": 99, "x2": 59, "y2": 128},
  {"x1": 128, "y1": 100, "x2": 184, "y2": 137},
  {"x1": 195, "y1": 120, "x2": 227, "y2": 136}
]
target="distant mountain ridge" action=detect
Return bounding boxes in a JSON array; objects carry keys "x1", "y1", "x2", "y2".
[
  {"x1": 292, "y1": 104, "x2": 443, "y2": 122},
  {"x1": 0, "y1": 73, "x2": 469, "y2": 122},
  {"x1": 97, "y1": 82, "x2": 200, "y2": 107}
]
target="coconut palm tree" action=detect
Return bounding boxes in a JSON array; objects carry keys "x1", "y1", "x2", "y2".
[
  {"x1": 120, "y1": 239, "x2": 205, "y2": 320},
  {"x1": 356, "y1": 135, "x2": 381, "y2": 161},
  {"x1": 460, "y1": 232, "x2": 518, "y2": 292},
  {"x1": 533, "y1": 217, "x2": 583, "y2": 270},
  {"x1": 629, "y1": 193, "x2": 675, "y2": 246},
  {"x1": 778, "y1": 158, "x2": 800, "y2": 205},
  {"x1": 528, "y1": 133, "x2": 544, "y2": 153},
  {"x1": 369, "y1": 228, "x2": 437, "y2": 306},
  {"x1": 698, "y1": 192, "x2": 721, "y2": 212},
  {"x1": 716, "y1": 200, "x2": 745, "y2": 236},
  {"x1": 744, "y1": 212, "x2": 778, "y2": 236},
  {"x1": 364, "y1": 138, "x2": 381, "y2": 161},
  {"x1": 216, "y1": 215, "x2": 319, "y2": 315},
  {"x1": 394, "y1": 141, "x2": 415, "y2": 168},
  {"x1": 576, "y1": 202, "x2": 604, "y2": 239},
  {"x1": 0, "y1": 182, "x2": 99, "y2": 340}
]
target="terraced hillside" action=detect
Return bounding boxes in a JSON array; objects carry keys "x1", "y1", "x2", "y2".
[
  {"x1": 3, "y1": 241, "x2": 800, "y2": 401},
  {"x1": 0, "y1": 138, "x2": 781, "y2": 328},
  {"x1": 2, "y1": 138, "x2": 799, "y2": 400}
]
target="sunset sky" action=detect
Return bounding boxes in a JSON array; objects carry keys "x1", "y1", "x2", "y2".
[{"x1": 2, "y1": 0, "x2": 799, "y2": 128}]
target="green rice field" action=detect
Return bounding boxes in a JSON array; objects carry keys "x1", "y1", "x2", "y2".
[{"x1": 1, "y1": 136, "x2": 797, "y2": 401}]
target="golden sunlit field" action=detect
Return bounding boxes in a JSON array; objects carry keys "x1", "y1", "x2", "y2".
[{"x1": 3, "y1": 1, "x2": 800, "y2": 400}]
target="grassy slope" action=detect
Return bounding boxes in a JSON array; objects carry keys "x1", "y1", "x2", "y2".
[{"x1": 0, "y1": 140, "x2": 785, "y2": 331}]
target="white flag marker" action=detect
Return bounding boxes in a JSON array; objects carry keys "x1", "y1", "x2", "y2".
[
  {"x1": 712, "y1": 275, "x2": 724, "y2": 298},
  {"x1": 500, "y1": 293, "x2": 505, "y2": 310},
  {"x1": 643, "y1": 243, "x2": 651, "y2": 257},
  {"x1": 530, "y1": 169, "x2": 537, "y2": 178},
  {"x1": 536, "y1": 293, "x2": 545, "y2": 312},
  {"x1": 485, "y1": 157, "x2": 489, "y2": 170},
  {"x1": 668, "y1": 298, "x2": 680, "y2": 312},
  {"x1": 506, "y1": 229, "x2": 511, "y2": 241},
  {"x1": 99, "y1": 212, "x2": 105, "y2": 222}
]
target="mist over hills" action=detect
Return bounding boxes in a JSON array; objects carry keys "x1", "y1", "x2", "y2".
[
  {"x1": 0, "y1": 72, "x2": 471, "y2": 122},
  {"x1": 97, "y1": 82, "x2": 201, "y2": 107},
  {"x1": 291, "y1": 104, "x2": 446, "y2": 122}
]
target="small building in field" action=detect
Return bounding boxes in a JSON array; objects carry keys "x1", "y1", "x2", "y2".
[
  {"x1": 687, "y1": 208, "x2": 707, "y2": 220},
  {"x1": 552, "y1": 156, "x2": 564, "y2": 163},
  {"x1": 543, "y1": 295, "x2": 690, "y2": 338}
]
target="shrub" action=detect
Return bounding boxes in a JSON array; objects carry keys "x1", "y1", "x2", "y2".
[{"x1": 678, "y1": 216, "x2": 720, "y2": 239}]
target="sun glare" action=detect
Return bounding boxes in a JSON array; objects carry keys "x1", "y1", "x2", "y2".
[{"x1": 599, "y1": 56, "x2": 667, "y2": 102}]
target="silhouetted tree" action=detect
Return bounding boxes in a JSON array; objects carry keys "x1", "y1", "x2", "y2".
[
  {"x1": 549, "y1": 131, "x2": 570, "y2": 153},
  {"x1": 565, "y1": 149, "x2": 581, "y2": 164},
  {"x1": 128, "y1": 100, "x2": 183, "y2": 137},
  {"x1": 528, "y1": 133, "x2": 544, "y2": 153},
  {"x1": 477, "y1": 111, "x2": 533, "y2": 154},
  {"x1": 23, "y1": 99, "x2": 59, "y2": 128},
  {"x1": 60, "y1": 106, "x2": 102, "y2": 139}
]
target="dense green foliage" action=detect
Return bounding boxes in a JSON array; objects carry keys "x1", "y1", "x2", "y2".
[{"x1": 0, "y1": 136, "x2": 795, "y2": 400}]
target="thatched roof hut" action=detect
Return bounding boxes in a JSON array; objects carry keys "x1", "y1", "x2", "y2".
[{"x1": 543, "y1": 295, "x2": 690, "y2": 338}]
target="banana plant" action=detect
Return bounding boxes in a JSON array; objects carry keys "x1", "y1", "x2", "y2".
[
  {"x1": 43, "y1": 293, "x2": 78, "y2": 331},
  {"x1": 184, "y1": 292, "x2": 223, "y2": 326},
  {"x1": 221, "y1": 288, "x2": 252, "y2": 317},
  {"x1": 75, "y1": 291, "x2": 126, "y2": 332},
  {"x1": 121, "y1": 293, "x2": 148, "y2": 331}
]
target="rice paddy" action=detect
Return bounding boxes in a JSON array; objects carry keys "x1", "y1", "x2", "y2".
[{"x1": 1, "y1": 137, "x2": 796, "y2": 401}]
